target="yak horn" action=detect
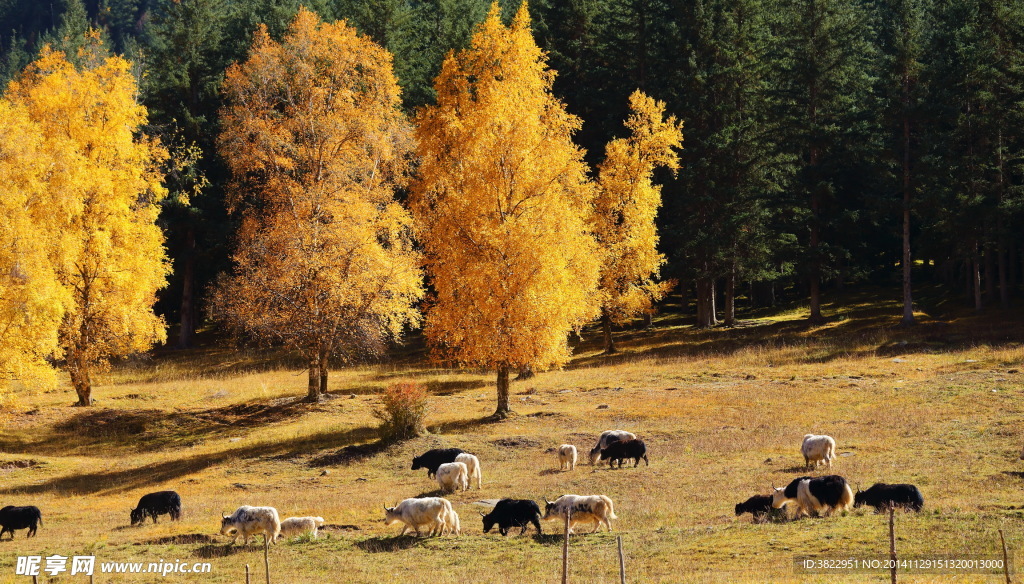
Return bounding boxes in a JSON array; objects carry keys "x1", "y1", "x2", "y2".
[
  {"x1": 478, "y1": 511, "x2": 486, "y2": 517},
  {"x1": 543, "y1": 497, "x2": 550, "y2": 504}
]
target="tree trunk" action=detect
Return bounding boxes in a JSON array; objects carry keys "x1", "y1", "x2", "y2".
[
  {"x1": 642, "y1": 312, "x2": 653, "y2": 329},
  {"x1": 178, "y1": 228, "x2": 197, "y2": 349},
  {"x1": 515, "y1": 365, "x2": 535, "y2": 380},
  {"x1": 306, "y1": 358, "x2": 321, "y2": 402},
  {"x1": 319, "y1": 352, "x2": 328, "y2": 396},
  {"x1": 985, "y1": 246, "x2": 996, "y2": 306},
  {"x1": 695, "y1": 277, "x2": 717, "y2": 328},
  {"x1": 494, "y1": 365, "x2": 511, "y2": 418},
  {"x1": 973, "y1": 247, "x2": 983, "y2": 311},
  {"x1": 724, "y1": 268, "x2": 736, "y2": 327},
  {"x1": 601, "y1": 311, "x2": 617, "y2": 354},
  {"x1": 809, "y1": 276, "x2": 823, "y2": 323},
  {"x1": 900, "y1": 83, "x2": 914, "y2": 326},
  {"x1": 69, "y1": 358, "x2": 92, "y2": 406},
  {"x1": 999, "y1": 244, "x2": 1010, "y2": 309}
]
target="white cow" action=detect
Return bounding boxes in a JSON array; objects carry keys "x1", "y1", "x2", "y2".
[
  {"x1": 383, "y1": 498, "x2": 452, "y2": 537},
  {"x1": 455, "y1": 453, "x2": 483, "y2": 489},
  {"x1": 220, "y1": 506, "x2": 281, "y2": 546},
  {"x1": 558, "y1": 445, "x2": 577, "y2": 471},
  {"x1": 801, "y1": 434, "x2": 837, "y2": 469},
  {"x1": 542, "y1": 495, "x2": 617, "y2": 533},
  {"x1": 589, "y1": 430, "x2": 637, "y2": 465},
  {"x1": 279, "y1": 516, "x2": 325, "y2": 539},
  {"x1": 436, "y1": 462, "x2": 469, "y2": 493}
]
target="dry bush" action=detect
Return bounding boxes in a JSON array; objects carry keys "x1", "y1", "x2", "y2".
[{"x1": 373, "y1": 381, "x2": 428, "y2": 443}]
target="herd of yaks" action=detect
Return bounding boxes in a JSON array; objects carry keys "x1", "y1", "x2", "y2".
[
  {"x1": 735, "y1": 434, "x2": 925, "y2": 523},
  {"x1": 0, "y1": 431, "x2": 925, "y2": 545}
]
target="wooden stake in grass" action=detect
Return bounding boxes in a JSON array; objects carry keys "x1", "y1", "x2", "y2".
[
  {"x1": 617, "y1": 535, "x2": 627, "y2": 584},
  {"x1": 264, "y1": 537, "x2": 271, "y2": 584},
  {"x1": 246, "y1": 563, "x2": 251, "y2": 584},
  {"x1": 999, "y1": 529, "x2": 1011, "y2": 584},
  {"x1": 889, "y1": 506, "x2": 897, "y2": 584},
  {"x1": 562, "y1": 509, "x2": 571, "y2": 584}
]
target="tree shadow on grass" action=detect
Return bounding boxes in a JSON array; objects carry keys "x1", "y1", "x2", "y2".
[
  {"x1": 538, "y1": 469, "x2": 563, "y2": 476},
  {"x1": 191, "y1": 543, "x2": 256, "y2": 559},
  {"x1": 354, "y1": 535, "x2": 422, "y2": 553},
  {"x1": 308, "y1": 441, "x2": 388, "y2": 467},
  {"x1": 415, "y1": 489, "x2": 449, "y2": 498},
  {"x1": 532, "y1": 533, "x2": 566, "y2": 546},
  {"x1": 0, "y1": 426, "x2": 378, "y2": 497},
  {"x1": 1, "y1": 397, "x2": 323, "y2": 457}
]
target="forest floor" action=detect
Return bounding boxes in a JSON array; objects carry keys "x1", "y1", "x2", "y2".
[{"x1": 2, "y1": 290, "x2": 1024, "y2": 583}]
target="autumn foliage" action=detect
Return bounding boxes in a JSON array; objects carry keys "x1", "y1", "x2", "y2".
[
  {"x1": 594, "y1": 91, "x2": 683, "y2": 353},
  {"x1": 214, "y1": 8, "x2": 423, "y2": 402},
  {"x1": 411, "y1": 4, "x2": 602, "y2": 417},
  {"x1": 1, "y1": 44, "x2": 170, "y2": 405}
]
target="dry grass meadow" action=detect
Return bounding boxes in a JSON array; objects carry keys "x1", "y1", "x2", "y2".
[{"x1": 2, "y1": 292, "x2": 1024, "y2": 583}]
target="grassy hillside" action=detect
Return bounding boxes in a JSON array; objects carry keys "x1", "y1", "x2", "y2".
[{"x1": 2, "y1": 294, "x2": 1024, "y2": 583}]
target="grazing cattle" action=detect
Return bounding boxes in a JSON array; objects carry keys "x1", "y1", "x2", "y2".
[
  {"x1": 130, "y1": 491, "x2": 182, "y2": 525},
  {"x1": 589, "y1": 431, "x2": 637, "y2": 465},
  {"x1": 482, "y1": 499, "x2": 542, "y2": 536},
  {"x1": 772, "y1": 475, "x2": 853, "y2": 518},
  {"x1": 734, "y1": 495, "x2": 785, "y2": 523},
  {"x1": 801, "y1": 434, "x2": 837, "y2": 469},
  {"x1": 383, "y1": 498, "x2": 452, "y2": 537},
  {"x1": 0, "y1": 506, "x2": 42, "y2": 539},
  {"x1": 542, "y1": 495, "x2": 617, "y2": 534},
  {"x1": 436, "y1": 462, "x2": 469, "y2": 493},
  {"x1": 455, "y1": 453, "x2": 483, "y2": 489},
  {"x1": 600, "y1": 439, "x2": 649, "y2": 468},
  {"x1": 854, "y1": 483, "x2": 924, "y2": 512},
  {"x1": 279, "y1": 516, "x2": 326, "y2": 539},
  {"x1": 412, "y1": 448, "x2": 466, "y2": 479},
  {"x1": 220, "y1": 506, "x2": 281, "y2": 546},
  {"x1": 558, "y1": 445, "x2": 578, "y2": 471}
]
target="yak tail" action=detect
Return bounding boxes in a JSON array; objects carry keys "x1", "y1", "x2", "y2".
[
  {"x1": 836, "y1": 483, "x2": 854, "y2": 512},
  {"x1": 603, "y1": 496, "x2": 618, "y2": 520}
]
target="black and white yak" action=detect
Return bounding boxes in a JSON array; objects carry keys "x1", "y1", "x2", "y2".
[{"x1": 772, "y1": 475, "x2": 853, "y2": 518}]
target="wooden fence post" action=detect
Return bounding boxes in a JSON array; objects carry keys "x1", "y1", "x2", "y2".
[
  {"x1": 617, "y1": 535, "x2": 626, "y2": 584},
  {"x1": 245, "y1": 563, "x2": 251, "y2": 584},
  {"x1": 263, "y1": 537, "x2": 271, "y2": 584},
  {"x1": 999, "y1": 529, "x2": 1011, "y2": 584},
  {"x1": 561, "y1": 509, "x2": 571, "y2": 584},
  {"x1": 889, "y1": 506, "x2": 897, "y2": 584}
]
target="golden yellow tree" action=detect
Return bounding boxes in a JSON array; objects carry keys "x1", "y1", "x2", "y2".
[
  {"x1": 0, "y1": 98, "x2": 69, "y2": 394},
  {"x1": 411, "y1": 3, "x2": 601, "y2": 418},
  {"x1": 594, "y1": 90, "x2": 683, "y2": 354},
  {"x1": 215, "y1": 8, "x2": 423, "y2": 402},
  {"x1": 6, "y1": 46, "x2": 171, "y2": 406}
]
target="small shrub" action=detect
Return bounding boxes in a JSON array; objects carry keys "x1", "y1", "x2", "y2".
[{"x1": 374, "y1": 382, "x2": 428, "y2": 443}]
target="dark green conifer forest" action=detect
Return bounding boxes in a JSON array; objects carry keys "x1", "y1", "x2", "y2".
[{"x1": 3, "y1": 0, "x2": 1021, "y2": 341}]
